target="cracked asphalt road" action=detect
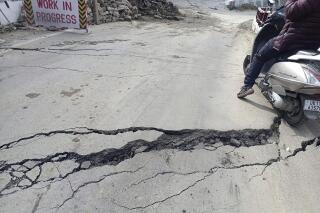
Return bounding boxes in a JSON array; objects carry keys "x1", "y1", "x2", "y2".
[{"x1": 1, "y1": 0, "x2": 320, "y2": 212}]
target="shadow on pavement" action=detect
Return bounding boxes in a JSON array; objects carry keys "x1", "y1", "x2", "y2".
[{"x1": 241, "y1": 98, "x2": 276, "y2": 114}]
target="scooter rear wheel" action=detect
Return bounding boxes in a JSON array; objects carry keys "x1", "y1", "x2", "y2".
[{"x1": 282, "y1": 100, "x2": 304, "y2": 127}]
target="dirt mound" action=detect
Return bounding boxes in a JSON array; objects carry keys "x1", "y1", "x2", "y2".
[
  {"x1": 131, "y1": 0, "x2": 179, "y2": 20},
  {"x1": 91, "y1": 0, "x2": 180, "y2": 24}
]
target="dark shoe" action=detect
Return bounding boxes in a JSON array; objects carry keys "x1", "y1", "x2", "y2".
[{"x1": 237, "y1": 86, "x2": 254, "y2": 98}]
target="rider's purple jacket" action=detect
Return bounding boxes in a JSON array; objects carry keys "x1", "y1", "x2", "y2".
[{"x1": 273, "y1": 0, "x2": 320, "y2": 52}]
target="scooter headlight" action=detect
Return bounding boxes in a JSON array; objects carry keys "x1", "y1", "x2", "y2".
[{"x1": 303, "y1": 65, "x2": 320, "y2": 86}]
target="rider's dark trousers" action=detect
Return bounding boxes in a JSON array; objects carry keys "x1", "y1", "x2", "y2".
[{"x1": 244, "y1": 38, "x2": 280, "y2": 87}]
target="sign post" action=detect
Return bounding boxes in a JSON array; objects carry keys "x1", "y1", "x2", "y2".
[{"x1": 24, "y1": 0, "x2": 88, "y2": 30}]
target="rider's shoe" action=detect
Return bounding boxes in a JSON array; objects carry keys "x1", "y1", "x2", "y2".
[{"x1": 237, "y1": 86, "x2": 254, "y2": 98}]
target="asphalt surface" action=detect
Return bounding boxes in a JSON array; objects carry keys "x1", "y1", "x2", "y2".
[{"x1": 0, "y1": 0, "x2": 320, "y2": 212}]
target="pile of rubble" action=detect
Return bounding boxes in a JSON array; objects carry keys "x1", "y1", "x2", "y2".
[
  {"x1": 132, "y1": 0, "x2": 179, "y2": 20},
  {"x1": 88, "y1": 0, "x2": 179, "y2": 24}
]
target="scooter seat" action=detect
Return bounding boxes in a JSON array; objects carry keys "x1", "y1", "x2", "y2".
[
  {"x1": 288, "y1": 50, "x2": 320, "y2": 62},
  {"x1": 295, "y1": 50, "x2": 318, "y2": 56}
]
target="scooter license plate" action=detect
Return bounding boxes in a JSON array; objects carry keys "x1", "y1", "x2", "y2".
[{"x1": 304, "y1": 100, "x2": 320, "y2": 112}]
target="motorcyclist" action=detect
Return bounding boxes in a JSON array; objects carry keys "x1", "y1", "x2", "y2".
[{"x1": 237, "y1": 0, "x2": 320, "y2": 98}]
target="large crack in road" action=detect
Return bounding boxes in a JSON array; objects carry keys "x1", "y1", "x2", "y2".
[
  {"x1": 0, "y1": 117, "x2": 319, "y2": 211},
  {"x1": 1, "y1": 117, "x2": 280, "y2": 151},
  {"x1": 0, "y1": 118, "x2": 279, "y2": 196}
]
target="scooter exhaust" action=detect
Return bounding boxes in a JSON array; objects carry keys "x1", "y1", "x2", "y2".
[
  {"x1": 264, "y1": 91, "x2": 295, "y2": 112},
  {"x1": 271, "y1": 91, "x2": 286, "y2": 109}
]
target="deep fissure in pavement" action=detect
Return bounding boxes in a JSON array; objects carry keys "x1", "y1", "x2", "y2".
[{"x1": 0, "y1": 117, "x2": 318, "y2": 202}]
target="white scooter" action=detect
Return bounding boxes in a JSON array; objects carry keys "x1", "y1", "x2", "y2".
[{"x1": 243, "y1": 6, "x2": 320, "y2": 126}]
